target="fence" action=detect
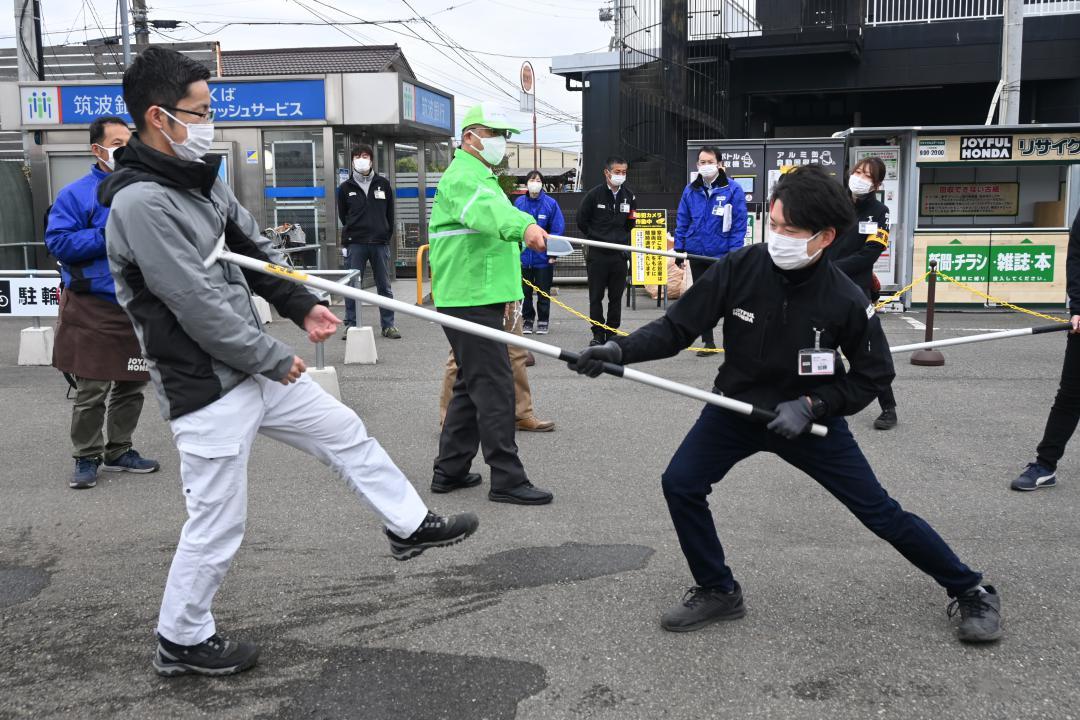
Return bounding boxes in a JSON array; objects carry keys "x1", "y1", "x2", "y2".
[{"x1": 865, "y1": 0, "x2": 1080, "y2": 25}]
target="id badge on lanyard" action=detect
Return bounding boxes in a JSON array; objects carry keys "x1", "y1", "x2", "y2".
[{"x1": 798, "y1": 328, "x2": 837, "y2": 376}]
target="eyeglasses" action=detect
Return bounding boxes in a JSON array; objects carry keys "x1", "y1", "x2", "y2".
[{"x1": 161, "y1": 105, "x2": 216, "y2": 123}]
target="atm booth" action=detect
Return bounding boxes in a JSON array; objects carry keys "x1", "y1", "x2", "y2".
[
  {"x1": 691, "y1": 126, "x2": 1080, "y2": 306},
  {"x1": 0, "y1": 73, "x2": 454, "y2": 271}
]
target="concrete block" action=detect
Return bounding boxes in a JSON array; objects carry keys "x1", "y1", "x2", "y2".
[
  {"x1": 253, "y1": 295, "x2": 273, "y2": 324},
  {"x1": 344, "y1": 326, "x2": 378, "y2": 365},
  {"x1": 18, "y1": 326, "x2": 54, "y2": 366},
  {"x1": 307, "y1": 366, "x2": 341, "y2": 401}
]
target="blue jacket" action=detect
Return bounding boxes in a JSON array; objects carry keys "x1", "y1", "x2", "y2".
[
  {"x1": 674, "y1": 173, "x2": 747, "y2": 258},
  {"x1": 514, "y1": 191, "x2": 566, "y2": 268},
  {"x1": 45, "y1": 165, "x2": 118, "y2": 303}
]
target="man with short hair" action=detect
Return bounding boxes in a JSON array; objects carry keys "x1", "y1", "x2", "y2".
[
  {"x1": 675, "y1": 145, "x2": 748, "y2": 356},
  {"x1": 337, "y1": 143, "x2": 400, "y2": 339},
  {"x1": 47, "y1": 115, "x2": 159, "y2": 490},
  {"x1": 100, "y1": 46, "x2": 477, "y2": 678},
  {"x1": 427, "y1": 102, "x2": 554, "y2": 505},
  {"x1": 577, "y1": 157, "x2": 636, "y2": 345},
  {"x1": 572, "y1": 164, "x2": 1001, "y2": 644}
]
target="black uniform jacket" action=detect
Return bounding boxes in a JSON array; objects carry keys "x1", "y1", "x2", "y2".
[
  {"x1": 830, "y1": 194, "x2": 890, "y2": 299},
  {"x1": 337, "y1": 173, "x2": 394, "y2": 245},
  {"x1": 576, "y1": 183, "x2": 637, "y2": 255},
  {"x1": 613, "y1": 243, "x2": 896, "y2": 418}
]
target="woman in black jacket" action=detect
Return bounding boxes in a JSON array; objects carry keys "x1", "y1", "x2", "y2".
[{"x1": 831, "y1": 156, "x2": 898, "y2": 430}]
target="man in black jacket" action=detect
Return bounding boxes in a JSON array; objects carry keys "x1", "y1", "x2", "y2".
[
  {"x1": 577, "y1": 156, "x2": 636, "y2": 345},
  {"x1": 337, "y1": 144, "x2": 400, "y2": 339},
  {"x1": 572, "y1": 165, "x2": 1001, "y2": 644}
]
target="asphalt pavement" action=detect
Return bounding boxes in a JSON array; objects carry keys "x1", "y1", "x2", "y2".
[{"x1": 1, "y1": 282, "x2": 1078, "y2": 720}]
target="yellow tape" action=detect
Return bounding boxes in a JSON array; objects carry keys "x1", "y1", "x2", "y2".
[
  {"x1": 521, "y1": 277, "x2": 724, "y2": 354},
  {"x1": 935, "y1": 271, "x2": 1069, "y2": 324},
  {"x1": 874, "y1": 271, "x2": 930, "y2": 309},
  {"x1": 265, "y1": 263, "x2": 309, "y2": 282}
]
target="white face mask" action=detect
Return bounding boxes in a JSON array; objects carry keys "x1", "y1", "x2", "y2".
[
  {"x1": 608, "y1": 173, "x2": 626, "y2": 188},
  {"x1": 768, "y1": 228, "x2": 823, "y2": 270},
  {"x1": 527, "y1": 181, "x2": 542, "y2": 195},
  {"x1": 848, "y1": 174, "x2": 874, "y2": 196},
  {"x1": 698, "y1": 163, "x2": 719, "y2": 180},
  {"x1": 353, "y1": 157, "x2": 371, "y2": 174},
  {"x1": 467, "y1": 130, "x2": 507, "y2": 166},
  {"x1": 93, "y1": 144, "x2": 119, "y2": 171},
  {"x1": 159, "y1": 108, "x2": 215, "y2": 162}
]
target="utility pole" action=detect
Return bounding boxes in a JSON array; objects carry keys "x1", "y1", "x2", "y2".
[
  {"x1": 119, "y1": 0, "x2": 132, "y2": 66},
  {"x1": 997, "y1": 0, "x2": 1023, "y2": 125},
  {"x1": 14, "y1": 0, "x2": 43, "y2": 81},
  {"x1": 132, "y1": 0, "x2": 150, "y2": 47},
  {"x1": 31, "y1": 0, "x2": 44, "y2": 79}
]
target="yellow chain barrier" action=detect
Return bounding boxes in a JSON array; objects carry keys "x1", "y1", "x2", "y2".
[
  {"x1": 935, "y1": 271, "x2": 1069, "y2": 324},
  {"x1": 874, "y1": 271, "x2": 930, "y2": 310},
  {"x1": 520, "y1": 278, "x2": 724, "y2": 354}
]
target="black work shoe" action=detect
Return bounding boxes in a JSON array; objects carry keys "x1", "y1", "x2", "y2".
[
  {"x1": 589, "y1": 338, "x2": 604, "y2": 347},
  {"x1": 696, "y1": 342, "x2": 717, "y2": 358},
  {"x1": 153, "y1": 633, "x2": 259, "y2": 677},
  {"x1": 430, "y1": 472, "x2": 482, "y2": 494},
  {"x1": 488, "y1": 481, "x2": 553, "y2": 505},
  {"x1": 385, "y1": 511, "x2": 479, "y2": 561},
  {"x1": 660, "y1": 582, "x2": 746, "y2": 632},
  {"x1": 948, "y1": 585, "x2": 1002, "y2": 643},
  {"x1": 873, "y1": 407, "x2": 898, "y2": 430}
]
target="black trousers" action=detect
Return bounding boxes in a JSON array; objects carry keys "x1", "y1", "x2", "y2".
[
  {"x1": 435, "y1": 303, "x2": 527, "y2": 490},
  {"x1": 1036, "y1": 331, "x2": 1080, "y2": 470},
  {"x1": 688, "y1": 258, "x2": 717, "y2": 345},
  {"x1": 587, "y1": 252, "x2": 627, "y2": 340},
  {"x1": 662, "y1": 405, "x2": 982, "y2": 596}
]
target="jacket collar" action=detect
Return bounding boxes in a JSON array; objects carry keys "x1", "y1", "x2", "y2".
[
  {"x1": 104, "y1": 134, "x2": 221, "y2": 201},
  {"x1": 691, "y1": 169, "x2": 729, "y2": 191}
]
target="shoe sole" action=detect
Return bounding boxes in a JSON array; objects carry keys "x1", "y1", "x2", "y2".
[
  {"x1": 487, "y1": 492, "x2": 553, "y2": 506},
  {"x1": 153, "y1": 655, "x2": 258, "y2": 677},
  {"x1": 660, "y1": 605, "x2": 746, "y2": 633},
  {"x1": 388, "y1": 522, "x2": 479, "y2": 561},
  {"x1": 69, "y1": 480, "x2": 97, "y2": 489},
  {"x1": 430, "y1": 476, "x2": 483, "y2": 494},
  {"x1": 1010, "y1": 479, "x2": 1056, "y2": 491},
  {"x1": 516, "y1": 424, "x2": 555, "y2": 433},
  {"x1": 101, "y1": 465, "x2": 159, "y2": 474},
  {"x1": 873, "y1": 422, "x2": 897, "y2": 430}
]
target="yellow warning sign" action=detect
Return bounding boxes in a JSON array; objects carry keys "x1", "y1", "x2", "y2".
[{"x1": 631, "y1": 210, "x2": 668, "y2": 286}]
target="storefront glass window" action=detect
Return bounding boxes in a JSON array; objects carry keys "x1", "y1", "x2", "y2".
[{"x1": 263, "y1": 129, "x2": 325, "y2": 268}]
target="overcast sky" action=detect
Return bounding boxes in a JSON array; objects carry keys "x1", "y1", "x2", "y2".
[{"x1": 0, "y1": 0, "x2": 613, "y2": 150}]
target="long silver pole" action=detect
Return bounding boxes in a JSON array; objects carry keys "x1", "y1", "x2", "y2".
[
  {"x1": 890, "y1": 323, "x2": 1069, "y2": 354},
  {"x1": 119, "y1": 0, "x2": 132, "y2": 67},
  {"x1": 218, "y1": 250, "x2": 828, "y2": 437},
  {"x1": 549, "y1": 234, "x2": 717, "y2": 264}
]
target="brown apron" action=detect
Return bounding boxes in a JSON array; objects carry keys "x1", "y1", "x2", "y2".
[{"x1": 52, "y1": 289, "x2": 150, "y2": 382}]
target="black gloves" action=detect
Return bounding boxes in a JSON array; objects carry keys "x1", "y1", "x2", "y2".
[
  {"x1": 674, "y1": 256, "x2": 685, "y2": 268},
  {"x1": 571, "y1": 340, "x2": 622, "y2": 378},
  {"x1": 766, "y1": 397, "x2": 814, "y2": 439}
]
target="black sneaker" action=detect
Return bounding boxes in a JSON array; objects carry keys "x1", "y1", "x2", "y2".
[
  {"x1": 431, "y1": 472, "x2": 482, "y2": 494},
  {"x1": 588, "y1": 338, "x2": 604, "y2": 347},
  {"x1": 536, "y1": 322, "x2": 549, "y2": 335},
  {"x1": 696, "y1": 342, "x2": 716, "y2": 358},
  {"x1": 948, "y1": 585, "x2": 1002, "y2": 643},
  {"x1": 522, "y1": 320, "x2": 534, "y2": 334},
  {"x1": 873, "y1": 407, "x2": 898, "y2": 430},
  {"x1": 488, "y1": 480, "x2": 553, "y2": 505},
  {"x1": 385, "y1": 511, "x2": 479, "y2": 561},
  {"x1": 153, "y1": 633, "x2": 259, "y2": 677},
  {"x1": 660, "y1": 582, "x2": 746, "y2": 632}
]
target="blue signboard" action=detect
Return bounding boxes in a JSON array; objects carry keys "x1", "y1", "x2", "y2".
[
  {"x1": 402, "y1": 82, "x2": 452, "y2": 132},
  {"x1": 56, "y1": 80, "x2": 326, "y2": 125}
]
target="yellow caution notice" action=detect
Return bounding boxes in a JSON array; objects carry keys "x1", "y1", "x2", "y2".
[
  {"x1": 631, "y1": 210, "x2": 668, "y2": 287},
  {"x1": 265, "y1": 263, "x2": 309, "y2": 282}
]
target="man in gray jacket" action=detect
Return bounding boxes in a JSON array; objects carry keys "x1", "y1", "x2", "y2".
[{"x1": 100, "y1": 47, "x2": 478, "y2": 679}]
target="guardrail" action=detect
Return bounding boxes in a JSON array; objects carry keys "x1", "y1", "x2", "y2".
[{"x1": 865, "y1": 0, "x2": 1080, "y2": 25}]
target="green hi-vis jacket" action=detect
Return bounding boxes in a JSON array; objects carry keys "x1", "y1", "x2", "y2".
[{"x1": 428, "y1": 150, "x2": 535, "y2": 307}]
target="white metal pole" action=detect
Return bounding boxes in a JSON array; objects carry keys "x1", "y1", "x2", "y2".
[
  {"x1": 890, "y1": 323, "x2": 1069, "y2": 354},
  {"x1": 217, "y1": 250, "x2": 828, "y2": 437},
  {"x1": 549, "y1": 234, "x2": 717, "y2": 264}
]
